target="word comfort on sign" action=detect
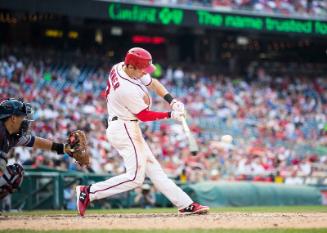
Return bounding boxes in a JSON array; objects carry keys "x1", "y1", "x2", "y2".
[{"x1": 107, "y1": 3, "x2": 327, "y2": 36}]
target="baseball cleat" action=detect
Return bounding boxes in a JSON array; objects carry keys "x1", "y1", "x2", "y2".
[
  {"x1": 178, "y1": 202, "x2": 209, "y2": 215},
  {"x1": 76, "y1": 185, "x2": 90, "y2": 217}
]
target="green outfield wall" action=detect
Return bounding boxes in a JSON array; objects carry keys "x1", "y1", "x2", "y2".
[
  {"x1": 9, "y1": 168, "x2": 322, "y2": 210},
  {"x1": 183, "y1": 181, "x2": 322, "y2": 207}
]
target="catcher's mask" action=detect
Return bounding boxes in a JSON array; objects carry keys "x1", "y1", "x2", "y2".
[
  {"x1": 18, "y1": 119, "x2": 33, "y2": 136},
  {"x1": 0, "y1": 98, "x2": 34, "y2": 136}
]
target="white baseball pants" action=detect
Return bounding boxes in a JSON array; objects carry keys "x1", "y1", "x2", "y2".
[{"x1": 89, "y1": 120, "x2": 193, "y2": 209}]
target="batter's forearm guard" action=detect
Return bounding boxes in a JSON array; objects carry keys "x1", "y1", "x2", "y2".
[{"x1": 163, "y1": 93, "x2": 174, "y2": 104}]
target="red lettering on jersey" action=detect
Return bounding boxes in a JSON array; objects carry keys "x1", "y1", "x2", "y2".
[
  {"x1": 106, "y1": 69, "x2": 120, "y2": 98},
  {"x1": 105, "y1": 79, "x2": 111, "y2": 98},
  {"x1": 110, "y1": 69, "x2": 120, "y2": 90}
]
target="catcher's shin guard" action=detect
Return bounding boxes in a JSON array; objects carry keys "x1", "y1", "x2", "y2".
[{"x1": 0, "y1": 163, "x2": 24, "y2": 199}]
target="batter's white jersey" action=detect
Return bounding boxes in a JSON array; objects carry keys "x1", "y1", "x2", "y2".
[{"x1": 105, "y1": 62, "x2": 152, "y2": 121}]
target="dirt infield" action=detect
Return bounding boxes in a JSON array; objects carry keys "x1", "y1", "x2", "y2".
[{"x1": 0, "y1": 212, "x2": 327, "y2": 230}]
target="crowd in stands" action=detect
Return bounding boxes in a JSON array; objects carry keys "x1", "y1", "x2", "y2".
[
  {"x1": 1, "y1": 46, "x2": 326, "y2": 187},
  {"x1": 132, "y1": 0, "x2": 327, "y2": 17}
]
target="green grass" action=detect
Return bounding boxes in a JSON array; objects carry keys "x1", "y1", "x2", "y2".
[
  {"x1": 2, "y1": 205, "x2": 327, "y2": 216},
  {"x1": 1, "y1": 229, "x2": 327, "y2": 233}
]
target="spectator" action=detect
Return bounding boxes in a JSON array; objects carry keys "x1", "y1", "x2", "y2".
[{"x1": 134, "y1": 184, "x2": 156, "y2": 209}]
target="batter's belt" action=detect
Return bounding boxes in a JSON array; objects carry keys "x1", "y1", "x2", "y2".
[{"x1": 111, "y1": 116, "x2": 138, "y2": 122}]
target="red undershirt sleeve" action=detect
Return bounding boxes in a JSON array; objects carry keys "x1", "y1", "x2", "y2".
[{"x1": 135, "y1": 109, "x2": 171, "y2": 122}]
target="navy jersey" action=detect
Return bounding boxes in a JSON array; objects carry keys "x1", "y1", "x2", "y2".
[{"x1": 0, "y1": 121, "x2": 35, "y2": 155}]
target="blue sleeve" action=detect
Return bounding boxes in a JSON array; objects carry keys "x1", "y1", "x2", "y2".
[
  {"x1": 26, "y1": 136, "x2": 35, "y2": 147},
  {"x1": 16, "y1": 135, "x2": 35, "y2": 147}
]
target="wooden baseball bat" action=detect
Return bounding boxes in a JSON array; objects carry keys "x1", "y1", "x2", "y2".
[{"x1": 181, "y1": 116, "x2": 199, "y2": 156}]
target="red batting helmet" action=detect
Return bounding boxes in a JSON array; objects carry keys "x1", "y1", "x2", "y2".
[{"x1": 124, "y1": 47, "x2": 156, "y2": 74}]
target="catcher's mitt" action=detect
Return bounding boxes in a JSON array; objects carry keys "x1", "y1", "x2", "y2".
[{"x1": 66, "y1": 130, "x2": 90, "y2": 166}]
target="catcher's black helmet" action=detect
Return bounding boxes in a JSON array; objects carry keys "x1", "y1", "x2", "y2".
[{"x1": 0, "y1": 98, "x2": 32, "y2": 120}]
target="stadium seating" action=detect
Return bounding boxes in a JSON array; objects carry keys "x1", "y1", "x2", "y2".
[{"x1": 1, "y1": 46, "x2": 326, "y2": 186}]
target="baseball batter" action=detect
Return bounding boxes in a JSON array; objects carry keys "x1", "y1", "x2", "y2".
[{"x1": 76, "y1": 47, "x2": 209, "y2": 216}]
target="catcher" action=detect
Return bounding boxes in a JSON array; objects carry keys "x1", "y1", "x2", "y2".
[{"x1": 0, "y1": 98, "x2": 89, "y2": 199}]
